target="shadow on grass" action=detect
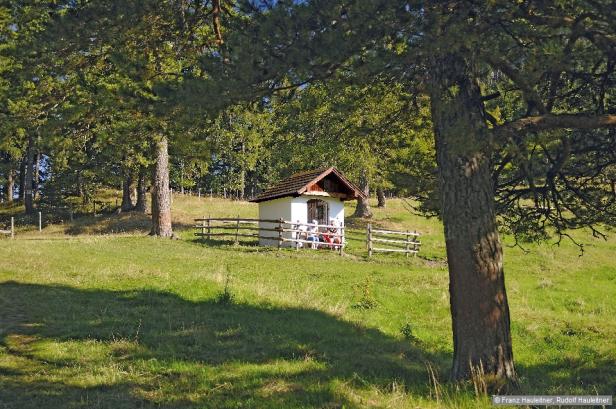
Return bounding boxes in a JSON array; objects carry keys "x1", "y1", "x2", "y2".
[
  {"x1": 64, "y1": 212, "x2": 193, "y2": 236},
  {"x1": 192, "y1": 237, "x2": 262, "y2": 249},
  {"x1": 0, "y1": 281, "x2": 449, "y2": 409}
]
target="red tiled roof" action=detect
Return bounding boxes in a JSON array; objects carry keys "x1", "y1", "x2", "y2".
[{"x1": 249, "y1": 167, "x2": 366, "y2": 203}]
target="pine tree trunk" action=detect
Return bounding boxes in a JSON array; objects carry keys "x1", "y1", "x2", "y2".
[
  {"x1": 150, "y1": 136, "x2": 173, "y2": 237},
  {"x1": 429, "y1": 52, "x2": 515, "y2": 383},
  {"x1": 18, "y1": 156, "x2": 26, "y2": 201},
  {"x1": 135, "y1": 168, "x2": 147, "y2": 213},
  {"x1": 5, "y1": 168, "x2": 14, "y2": 204},
  {"x1": 377, "y1": 187, "x2": 386, "y2": 208},
  {"x1": 33, "y1": 152, "x2": 40, "y2": 200},
  {"x1": 353, "y1": 169, "x2": 373, "y2": 218},
  {"x1": 239, "y1": 142, "x2": 246, "y2": 201},
  {"x1": 24, "y1": 138, "x2": 35, "y2": 214},
  {"x1": 121, "y1": 172, "x2": 134, "y2": 212}
]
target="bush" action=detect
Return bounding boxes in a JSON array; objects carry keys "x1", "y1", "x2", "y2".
[
  {"x1": 353, "y1": 278, "x2": 378, "y2": 310},
  {"x1": 215, "y1": 274, "x2": 235, "y2": 305},
  {"x1": 400, "y1": 322, "x2": 415, "y2": 340}
]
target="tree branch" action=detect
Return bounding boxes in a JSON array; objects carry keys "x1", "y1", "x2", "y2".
[
  {"x1": 484, "y1": 55, "x2": 547, "y2": 114},
  {"x1": 495, "y1": 114, "x2": 616, "y2": 136}
]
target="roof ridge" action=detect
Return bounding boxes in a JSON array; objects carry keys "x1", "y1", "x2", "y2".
[
  {"x1": 249, "y1": 166, "x2": 365, "y2": 203},
  {"x1": 288, "y1": 166, "x2": 331, "y2": 178}
]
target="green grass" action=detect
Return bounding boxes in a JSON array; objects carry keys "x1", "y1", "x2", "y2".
[{"x1": 0, "y1": 195, "x2": 615, "y2": 408}]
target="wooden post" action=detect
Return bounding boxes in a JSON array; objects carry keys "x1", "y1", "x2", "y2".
[
  {"x1": 210, "y1": 188, "x2": 213, "y2": 198},
  {"x1": 38, "y1": 211, "x2": 42, "y2": 232},
  {"x1": 207, "y1": 215, "x2": 211, "y2": 240},
  {"x1": 69, "y1": 209, "x2": 73, "y2": 222},
  {"x1": 367, "y1": 223, "x2": 373, "y2": 257},
  {"x1": 235, "y1": 215, "x2": 240, "y2": 244},
  {"x1": 201, "y1": 216, "x2": 206, "y2": 240},
  {"x1": 10, "y1": 217, "x2": 14, "y2": 239},
  {"x1": 277, "y1": 218, "x2": 283, "y2": 250},
  {"x1": 413, "y1": 230, "x2": 418, "y2": 257},
  {"x1": 198, "y1": 188, "x2": 201, "y2": 198},
  {"x1": 405, "y1": 231, "x2": 410, "y2": 258}
]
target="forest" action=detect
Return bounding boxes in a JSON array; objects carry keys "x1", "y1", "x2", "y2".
[{"x1": 1, "y1": 1, "x2": 615, "y2": 407}]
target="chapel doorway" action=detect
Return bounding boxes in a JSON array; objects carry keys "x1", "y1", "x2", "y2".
[{"x1": 307, "y1": 199, "x2": 328, "y2": 225}]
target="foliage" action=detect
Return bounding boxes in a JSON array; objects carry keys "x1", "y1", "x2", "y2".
[
  {"x1": 215, "y1": 273, "x2": 236, "y2": 305},
  {"x1": 353, "y1": 277, "x2": 379, "y2": 310}
]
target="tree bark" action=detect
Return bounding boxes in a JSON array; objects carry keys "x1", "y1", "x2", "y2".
[
  {"x1": 353, "y1": 169, "x2": 373, "y2": 218},
  {"x1": 180, "y1": 161, "x2": 185, "y2": 194},
  {"x1": 18, "y1": 156, "x2": 26, "y2": 201},
  {"x1": 24, "y1": 138, "x2": 35, "y2": 214},
  {"x1": 428, "y1": 52, "x2": 515, "y2": 383},
  {"x1": 376, "y1": 186, "x2": 386, "y2": 208},
  {"x1": 33, "y1": 152, "x2": 40, "y2": 200},
  {"x1": 239, "y1": 141, "x2": 246, "y2": 201},
  {"x1": 134, "y1": 168, "x2": 147, "y2": 213},
  {"x1": 121, "y1": 172, "x2": 134, "y2": 212},
  {"x1": 5, "y1": 168, "x2": 14, "y2": 204},
  {"x1": 150, "y1": 136, "x2": 173, "y2": 237}
]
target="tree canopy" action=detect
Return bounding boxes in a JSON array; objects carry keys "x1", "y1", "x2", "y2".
[{"x1": 1, "y1": 0, "x2": 614, "y2": 386}]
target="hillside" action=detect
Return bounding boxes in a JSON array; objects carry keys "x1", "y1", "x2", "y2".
[{"x1": 0, "y1": 195, "x2": 615, "y2": 408}]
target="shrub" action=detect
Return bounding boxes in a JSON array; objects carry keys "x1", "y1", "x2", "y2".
[
  {"x1": 400, "y1": 322, "x2": 415, "y2": 340},
  {"x1": 215, "y1": 274, "x2": 235, "y2": 305},
  {"x1": 353, "y1": 278, "x2": 378, "y2": 310}
]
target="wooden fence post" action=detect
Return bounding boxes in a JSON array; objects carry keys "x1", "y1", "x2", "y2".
[
  {"x1": 367, "y1": 223, "x2": 373, "y2": 257},
  {"x1": 413, "y1": 230, "x2": 418, "y2": 257},
  {"x1": 201, "y1": 217, "x2": 206, "y2": 240},
  {"x1": 405, "y1": 230, "x2": 410, "y2": 258},
  {"x1": 207, "y1": 215, "x2": 211, "y2": 240},
  {"x1": 10, "y1": 217, "x2": 14, "y2": 239},
  {"x1": 38, "y1": 211, "x2": 42, "y2": 232},
  {"x1": 277, "y1": 218, "x2": 283, "y2": 250},
  {"x1": 235, "y1": 215, "x2": 240, "y2": 244}
]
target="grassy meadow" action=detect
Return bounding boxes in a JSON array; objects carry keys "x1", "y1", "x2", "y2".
[{"x1": 0, "y1": 195, "x2": 615, "y2": 408}]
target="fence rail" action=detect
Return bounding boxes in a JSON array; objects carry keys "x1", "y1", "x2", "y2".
[
  {"x1": 366, "y1": 223, "x2": 420, "y2": 257},
  {"x1": 194, "y1": 217, "x2": 421, "y2": 258},
  {"x1": 194, "y1": 217, "x2": 345, "y2": 254}
]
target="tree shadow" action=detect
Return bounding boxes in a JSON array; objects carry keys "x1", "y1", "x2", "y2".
[
  {"x1": 0, "y1": 281, "x2": 449, "y2": 408},
  {"x1": 192, "y1": 237, "x2": 262, "y2": 249},
  {"x1": 517, "y1": 356, "x2": 616, "y2": 395},
  {"x1": 63, "y1": 212, "x2": 193, "y2": 235}
]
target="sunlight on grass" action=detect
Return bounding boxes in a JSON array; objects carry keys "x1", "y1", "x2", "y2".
[{"x1": 0, "y1": 196, "x2": 615, "y2": 408}]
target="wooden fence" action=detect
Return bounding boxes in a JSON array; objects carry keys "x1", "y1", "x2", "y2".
[
  {"x1": 0, "y1": 217, "x2": 14, "y2": 239},
  {"x1": 194, "y1": 217, "x2": 345, "y2": 254},
  {"x1": 366, "y1": 223, "x2": 420, "y2": 257}
]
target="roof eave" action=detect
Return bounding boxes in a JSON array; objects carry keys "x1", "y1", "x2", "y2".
[{"x1": 249, "y1": 192, "x2": 301, "y2": 203}]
